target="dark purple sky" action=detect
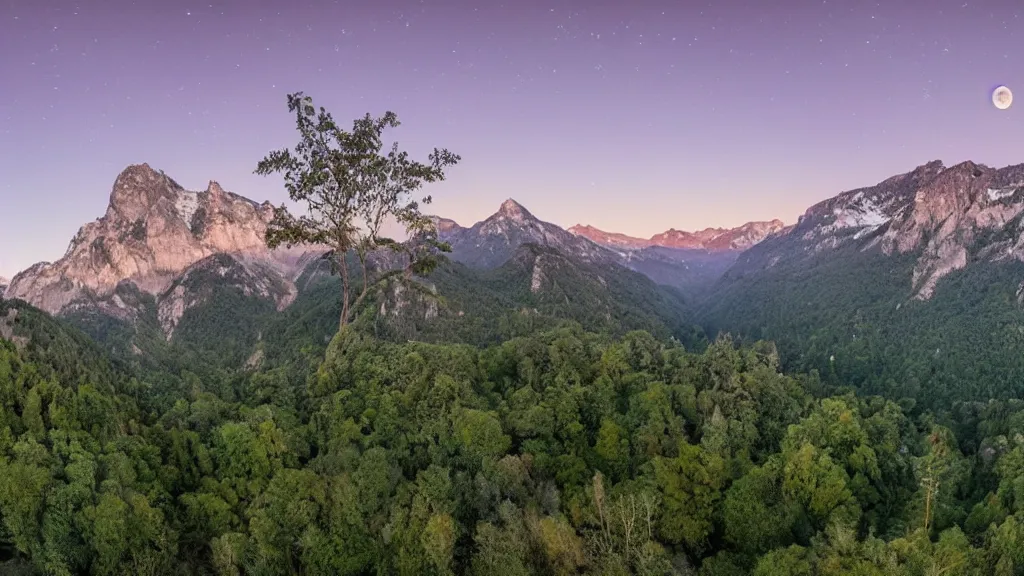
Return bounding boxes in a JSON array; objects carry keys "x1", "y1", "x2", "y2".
[{"x1": 1, "y1": 0, "x2": 1021, "y2": 277}]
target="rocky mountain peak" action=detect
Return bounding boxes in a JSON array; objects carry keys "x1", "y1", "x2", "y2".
[
  {"x1": 207, "y1": 180, "x2": 226, "y2": 196},
  {"x1": 495, "y1": 198, "x2": 533, "y2": 222},
  {"x1": 107, "y1": 163, "x2": 184, "y2": 222},
  {"x1": 6, "y1": 164, "x2": 311, "y2": 316},
  {"x1": 568, "y1": 224, "x2": 600, "y2": 235},
  {"x1": 437, "y1": 199, "x2": 614, "y2": 269},
  {"x1": 747, "y1": 159, "x2": 1024, "y2": 301}
]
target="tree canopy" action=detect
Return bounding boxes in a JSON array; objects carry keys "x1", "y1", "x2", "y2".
[
  {"x1": 4, "y1": 297, "x2": 1024, "y2": 575},
  {"x1": 256, "y1": 92, "x2": 461, "y2": 331}
]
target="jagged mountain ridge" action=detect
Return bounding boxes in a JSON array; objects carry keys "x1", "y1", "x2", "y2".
[
  {"x1": 3, "y1": 164, "x2": 314, "y2": 331},
  {"x1": 569, "y1": 219, "x2": 786, "y2": 252},
  {"x1": 725, "y1": 159, "x2": 1024, "y2": 299}
]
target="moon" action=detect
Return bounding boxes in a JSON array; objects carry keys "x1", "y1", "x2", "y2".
[{"x1": 993, "y1": 86, "x2": 1013, "y2": 110}]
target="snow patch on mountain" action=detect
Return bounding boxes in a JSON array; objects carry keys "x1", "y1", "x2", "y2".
[
  {"x1": 988, "y1": 188, "x2": 1017, "y2": 202},
  {"x1": 175, "y1": 190, "x2": 200, "y2": 225},
  {"x1": 822, "y1": 193, "x2": 892, "y2": 234}
]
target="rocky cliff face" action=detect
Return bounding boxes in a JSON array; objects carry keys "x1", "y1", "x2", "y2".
[
  {"x1": 732, "y1": 159, "x2": 1024, "y2": 299},
  {"x1": 569, "y1": 219, "x2": 786, "y2": 252},
  {"x1": 4, "y1": 164, "x2": 311, "y2": 320},
  {"x1": 157, "y1": 253, "x2": 299, "y2": 338}
]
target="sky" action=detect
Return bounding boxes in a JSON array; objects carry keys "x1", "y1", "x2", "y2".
[{"x1": 1, "y1": 0, "x2": 1022, "y2": 278}]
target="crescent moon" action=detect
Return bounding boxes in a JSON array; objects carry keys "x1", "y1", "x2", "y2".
[{"x1": 993, "y1": 86, "x2": 1013, "y2": 110}]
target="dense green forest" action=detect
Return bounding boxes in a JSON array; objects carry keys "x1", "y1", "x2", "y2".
[
  {"x1": 700, "y1": 241, "x2": 1024, "y2": 412},
  {"x1": 5, "y1": 293, "x2": 1024, "y2": 575}
]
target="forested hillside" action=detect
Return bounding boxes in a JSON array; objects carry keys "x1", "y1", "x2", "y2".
[
  {"x1": 695, "y1": 159, "x2": 1024, "y2": 415},
  {"x1": 4, "y1": 294, "x2": 1024, "y2": 575},
  {"x1": 699, "y1": 232, "x2": 1024, "y2": 412},
  {"x1": 58, "y1": 244, "x2": 703, "y2": 386}
]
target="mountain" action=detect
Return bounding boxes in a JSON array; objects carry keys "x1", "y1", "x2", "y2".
[
  {"x1": 720, "y1": 160, "x2": 1024, "y2": 298},
  {"x1": 701, "y1": 159, "x2": 1024, "y2": 406},
  {"x1": 437, "y1": 200, "x2": 779, "y2": 296},
  {"x1": 568, "y1": 219, "x2": 786, "y2": 251},
  {"x1": 258, "y1": 242, "x2": 701, "y2": 362},
  {"x1": 3, "y1": 171, "x2": 704, "y2": 369},
  {"x1": 435, "y1": 199, "x2": 617, "y2": 269},
  {"x1": 3, "y1": 164, "x2": 315, "y2": 343},
  {"x1": 565, "y1": 225, "x2": 651, "y2": 250},
  {"x1": 566, "y1": 219, "x2": 786, "y2": 295}
]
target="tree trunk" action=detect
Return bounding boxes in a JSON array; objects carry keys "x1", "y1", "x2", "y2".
[
  {"x1": 359, "y1": 251, "x2": 369, "y2": 300},
  {"x1": 339, "y1": 252, "x2": 350, "y2": 329}
]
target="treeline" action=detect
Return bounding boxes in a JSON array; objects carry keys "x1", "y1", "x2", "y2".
[{"x1": 3, "y1": 300, "x2": 1024, "y2": 575}]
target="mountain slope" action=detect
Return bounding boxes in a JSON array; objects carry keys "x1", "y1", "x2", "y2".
[
  {"x1": 722, "y1": 160, "x2": 1024, "y2": 298},
  {"x1": 253, "y1": 242, "x2": 702, "y2": 367},
  {"x1": 701, "y1": 159, "x2": 1024, "y2": 407},
  {"x1": 437, "y1": 200, "x2": 773, "y2": 296},
  {"x1": 435, "y1": 199, "x2": 617, "y2": 269},
  {"x1": 0, "y1": 298, "x2": 138, "y2": 404}
]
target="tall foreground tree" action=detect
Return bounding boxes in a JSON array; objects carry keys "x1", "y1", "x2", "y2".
[{"x1": 256, "y1": 92, "x2": 460, "y2": 333}]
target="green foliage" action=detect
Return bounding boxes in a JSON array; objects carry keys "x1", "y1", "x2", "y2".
[
  {"x1": 254, "y1": 245, "x2": 704, "y2": 370},
  {"x1": 9, "y1": 182, "x2": 1024, "y2": 574},
  {"x1": 701, "y1": 243, "x2": 1024, "y2": 411},
  {"x1": 4, "y1": 303, "x2": 1024, "y2": 576},
  {"x1": 255, "y1": 92, "x2": 460, "y2": 331}
]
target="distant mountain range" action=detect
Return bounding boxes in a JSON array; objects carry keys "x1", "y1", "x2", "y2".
[
  {"x1": 3, "y1": 167, "x2": 776, "y2": 329},
  {"x1": 434, "y1": 199, "x2": 784, "y2": 296},
  {"x1": 9, "y1": 158, "x2": 1024, "y2": 405},
  {"x1": 568, "y1": 220, "x2": 787, "y2": 252}
]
